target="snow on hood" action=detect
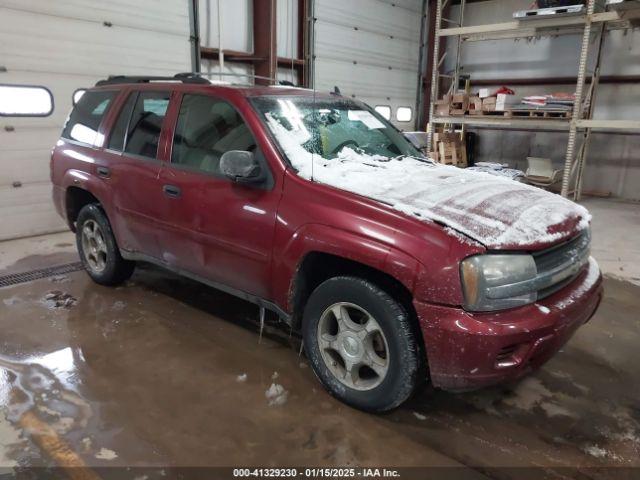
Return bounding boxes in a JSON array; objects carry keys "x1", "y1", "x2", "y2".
[{"x1": 267, "y1": 117, "x2": 591, "y2": 249}]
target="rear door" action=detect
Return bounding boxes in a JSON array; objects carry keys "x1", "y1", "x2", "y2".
[
  {"x1": 102, "y1": 89, "x2": 171, "y2": 258},
  {"x1": 158, "y1": 92, "x2": 281, "y2": 299}
]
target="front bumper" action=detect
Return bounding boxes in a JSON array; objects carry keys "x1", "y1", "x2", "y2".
[{"x1": 414, "y1": 257, "x2": 603, "y2": 391}]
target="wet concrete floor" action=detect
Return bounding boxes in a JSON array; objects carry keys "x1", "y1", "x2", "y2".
[{"x1": 0, "y1": 249, "x2": 639, "y2": 478}]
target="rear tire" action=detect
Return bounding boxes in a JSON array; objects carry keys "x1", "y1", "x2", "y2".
[
  {"x1": 76, "y1": 204, "x2": 135, "y2": 286},
  {"x1": 302, "y1": 276, "x2": 421, "y2": 412}
]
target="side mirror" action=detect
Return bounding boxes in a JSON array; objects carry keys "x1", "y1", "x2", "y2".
[{"x1": 219, "y1": 150, "x2": 265, "y2": 184}]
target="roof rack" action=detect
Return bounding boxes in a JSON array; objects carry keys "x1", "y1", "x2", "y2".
[
  {"x1": 181, "y1": 71, "x2": 277, "y2": 83},
  {"x1": 95, "y1": 72, "x2": 301, "y2": 88},
  {"x1": 95, "y1": 73, "x2": 209, "y2": 86}
]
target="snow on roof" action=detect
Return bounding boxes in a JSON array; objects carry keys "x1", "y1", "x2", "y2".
[{"x1": 267, "y1": 117, "x2": 590, "y2": 249}]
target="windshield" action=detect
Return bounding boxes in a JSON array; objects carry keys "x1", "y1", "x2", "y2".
[{"x1": 251, "y1": 96, "x2": 423, "y2": 169}]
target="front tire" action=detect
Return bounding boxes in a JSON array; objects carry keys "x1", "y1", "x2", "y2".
[
  {"x1": 76, "y1": 204, "x2": 135, "y2": 286},
  {"x1": 302, "y1": 276, "x2": 421, "y2": 412}
]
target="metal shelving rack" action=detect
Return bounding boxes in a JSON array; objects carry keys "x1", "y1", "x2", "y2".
[{"x1": 425, "y1": 0, "x2": 640, "y2": 199}]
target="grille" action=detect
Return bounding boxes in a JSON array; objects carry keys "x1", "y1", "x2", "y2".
[
  {"x1": 0, "y1": 262, "x2": 83, "y2": 288},
  {"x1": 533, "y1": 229, "x2": 591, "y2": 299}
]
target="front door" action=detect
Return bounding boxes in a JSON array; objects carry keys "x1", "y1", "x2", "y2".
[{"x1": 158, "y1": 93, "x2": 281, "y2": 299}]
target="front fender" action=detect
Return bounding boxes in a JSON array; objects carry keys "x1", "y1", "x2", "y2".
[{"x1": 271, "y1": 223, "x2": 420, "y2": 313}]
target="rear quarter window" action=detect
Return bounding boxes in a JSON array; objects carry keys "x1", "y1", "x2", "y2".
[{"x1": 61, "y1": 90, "x2": 117, "y2": 146}]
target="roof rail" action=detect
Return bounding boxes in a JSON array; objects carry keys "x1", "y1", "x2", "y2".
[
  {"x1": 95, "y1": 74, "x2": 209, "y2": 86},
  {"x1": 176, "y1": 71, "x2": 277, "y2": 83}
]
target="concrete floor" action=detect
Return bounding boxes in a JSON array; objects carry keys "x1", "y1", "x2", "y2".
[{"x1": 0, "y1": 198, "x2": 639, "y2": 477}]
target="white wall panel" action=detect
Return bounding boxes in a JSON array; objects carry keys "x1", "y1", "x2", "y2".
[
  {"x1": 0, "y1": 0, "x2": 189, "y2": 36},
  {"x1": 199, "y1": 0, "x2": 252, "y2": 52},
  {"x1": 0, "y1": 1, "x2": 190, "y2": 240},
  {"x1": 314, "y1": 0, "x2": 423, "y2": 128},
  {"x1": 277, "y1": 0, "x2": 299, "y2": 59}
]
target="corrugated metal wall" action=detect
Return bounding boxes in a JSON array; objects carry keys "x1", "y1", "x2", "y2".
[
  {"x1": 313, "y1": 0, "x2": 423, "y2": 128},
  {"x1": 0, "y1": 0, "x2": 191, "y2": 240},
  {"x1": 445, "y1": 0, "x2": 640, "y2": 200},
  {"x1": 198, "y1": 0, "x2": 300, "y2": 84}
]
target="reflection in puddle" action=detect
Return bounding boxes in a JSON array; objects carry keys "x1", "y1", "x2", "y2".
[{"x1": 0, "y1": 348, "x2": 92, "y2": 438}]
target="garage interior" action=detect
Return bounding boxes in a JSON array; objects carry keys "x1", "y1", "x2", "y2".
[{"x1": 0, "y1": 0, "x2": 639, "y2": 477}]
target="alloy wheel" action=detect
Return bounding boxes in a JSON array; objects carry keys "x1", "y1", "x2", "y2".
[
  {"x1": 81, "y1": 219, "x2": 108, "y2": 273},
  {"x1": 316, "y1": 302, "x2": 390, "y2": 391}
]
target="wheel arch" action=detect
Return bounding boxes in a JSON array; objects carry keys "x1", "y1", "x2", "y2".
[
  {"x1": 289, "y1": 251, "x2": 419, "y2": 331},
  {"x1": 65, "y1": 186, "x2": 103, "y2": 232}
]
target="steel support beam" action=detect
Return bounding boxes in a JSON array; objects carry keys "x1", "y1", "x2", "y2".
[
  {"x1": 253, "y1": 0, "x2": 278, "y2": 85},
  {"x1": 298, "y1": 0, "x2": 309, "y2": 87},
  {"x1": 419, "y1": 0, "x2": 436, "y2": 130},
  {"x1": 188, "y1": 0, "x2": 201, "y2": 73}
]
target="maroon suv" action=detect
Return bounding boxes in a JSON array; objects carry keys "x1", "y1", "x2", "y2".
[{"x1": 51, "y1": 74, "x2": 603, "y2": 412}]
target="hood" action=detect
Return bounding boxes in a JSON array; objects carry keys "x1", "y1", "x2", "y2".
[{"x1": 267, "y1": 120, "x2": 590, "y2": 250}]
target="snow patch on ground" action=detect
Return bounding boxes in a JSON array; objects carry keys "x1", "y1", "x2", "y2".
[
  {"x1": 267, "y1": 115, "x2": 590, "y2": 248},
  {"x1": 265, "y1": 383, "x2": 288, "y2": 406},
  {"x1": 539, "y1": 402, "x2": 578, "y2": 419},
  {"x1": 112, "y1": 301, "x2": 126, "y2": 311},
  {"x1": 95, "y1": 447, "x2": 118, "y2": 460},
  {"x1": 2, "y1": 296, "x2": 21, "y2": 307},
  {"x1": 503, "y1": 378, "x2": 552, "y2": 411},
  {"x1": 582, "y1": 444, "x2": 623, "y2": 462},
  {"x1": 583, "y1": 445, "x2": 608, "y2": 458}
]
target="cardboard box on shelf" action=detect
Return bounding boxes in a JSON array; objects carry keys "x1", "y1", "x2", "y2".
[
  {"x1": 435, "y1": 95, "x2": 451, "y2": 116},
  {"x1": 450, "y1": 93, "x2": 469, "y2": 115},
  {"x1": 482, "y1": 93, "x2": 518, "y2": 112},
  {"x1": 431, "y1": 132, "x2": 467, "y2": 168},
  {"x1": 468, "y1": 96, "x2": 483, "y2": 115}
]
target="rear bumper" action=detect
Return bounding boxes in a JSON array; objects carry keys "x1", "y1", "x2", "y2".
[{"x1": 414, "y1": 257, "x2": 603, "y2": 391}]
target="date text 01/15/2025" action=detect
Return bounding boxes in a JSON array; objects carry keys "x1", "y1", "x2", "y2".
[{"x1": 232, "y1": 468, "x2": 401, "y2": 478}]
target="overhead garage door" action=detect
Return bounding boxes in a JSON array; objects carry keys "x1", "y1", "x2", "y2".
[
  {"x1": 0, "y1": 0, "x2": 191, "y2": 241},
  {"x1": 313, "y1": 0, "x2": 423, "y2": 129}
]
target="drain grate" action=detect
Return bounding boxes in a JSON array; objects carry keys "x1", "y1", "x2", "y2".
[{"x1": 0, "y1": 262, "x2": 84, "y2": 288}]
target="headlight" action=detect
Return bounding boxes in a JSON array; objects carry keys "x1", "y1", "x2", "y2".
[{"x1": 460, "y1": 254, "x2": 537, "y2": 311}]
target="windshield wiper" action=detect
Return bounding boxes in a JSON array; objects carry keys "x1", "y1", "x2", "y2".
[{"x1": 395, "y1": 154, "x2": 435, "y2": 164}]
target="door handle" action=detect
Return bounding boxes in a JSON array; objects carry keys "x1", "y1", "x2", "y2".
[
  {"x1": 97, "y1": 166, "x2": 110, "y2": 178},
  {"x1": 163, "y1": 184, "x2": 181, "y2": 198}
]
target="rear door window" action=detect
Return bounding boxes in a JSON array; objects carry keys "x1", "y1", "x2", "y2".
[
  {"x1": 124, "y1": 91, "x2": 170, "y2": 159},
  {"x1": 61, "y1": 90, "x2": 116, "y2": 145},
  {"x1": 107, "y1": 93, "x2": 137, "y2": 151},
  {"x1": 171, "y1": 94, "x2": 257, "y2": 175}
]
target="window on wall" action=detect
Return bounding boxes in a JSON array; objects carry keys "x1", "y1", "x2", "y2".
[
  {"x1": 124, "y1": 91, "x2": 170, "y2": 159},
  {"x1": 0, "y1": 84, "x2": 54, "y2": 117},
  {"x1": 396, "y1": 107, "x2": 412, "y2": 123},
  {"x1": 61, "y1": 90, "x2": 116, "y2": 145},
  {"x1": 172, "y1": 94, "x2": 257, "y2": 175},
  {"x1": 374, "y1": 105, "x2": 391, "y2": 121}
]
